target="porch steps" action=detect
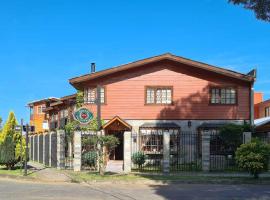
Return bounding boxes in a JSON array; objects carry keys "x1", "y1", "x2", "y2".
[{"x1": 106, "y1": 160, "x2": 124, "y2": 173}]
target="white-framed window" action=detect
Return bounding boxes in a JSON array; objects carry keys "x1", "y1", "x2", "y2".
[
  {"x1": 84, "y1": 87, "x2": 105, "y2": 104},
  {"x1": 37, "y1": 105, "x2": 46, "y2": 114},
  {"x1": 60, "y1": 109, "x2": 68, "y2": 118},
  {"x1": 210, "y1": 87, "x2": 237, "y2": 105},
  {"x1": 146, "y1": 87, "x2": 172, "y2": 104},
  {"x1": 51, "y1": 114, "x2": 57, "y2": 122}
]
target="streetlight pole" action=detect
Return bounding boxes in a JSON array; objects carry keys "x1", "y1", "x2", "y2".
[
  {"x1": 20, "y1": 119, "x2": 23, "y2": 173},
  {"x1": 24, "y1": 124, "x2": 29, "y2": 176}
]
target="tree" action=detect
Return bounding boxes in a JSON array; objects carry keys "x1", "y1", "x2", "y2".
[
  {"x1": 0, "y1": 136, "x2": 17, "y2": 169},
  {"x1": 0, "y1": 111, "x2": 18, "y2": 142},
  {"x1": 76, "y1": 90, "x2": 84, "y2": 108},
  {"x1": 84, "y1": 135, "x2": 119, "y2": 175},
  {"x1": 0, "y1": 112, "x2": 25, "y2": 167},
  {"x1": 229, "y1": 0, "x2": 270, "y2": 22},
  {"x1": 235, "y1": 139, "x2": 270, "y2": 178}
]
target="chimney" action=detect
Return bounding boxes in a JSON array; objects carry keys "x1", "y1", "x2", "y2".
[{"x1": 91, "y1": 63, "x2": 96, "y2": 73}]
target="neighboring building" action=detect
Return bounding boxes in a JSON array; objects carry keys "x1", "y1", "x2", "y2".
[
  {"x1": 69, "y1": 53, "x2": 255, "y2": 161},
  {"x1": 44, "y1": 94, "x2": 77, "y2": 130},
  {"x1": 28, "y1": 98, "x2": 59, "y2": 133},
  {"x1": 254, "y1": 92, "x2": 270, "y2": 119}
]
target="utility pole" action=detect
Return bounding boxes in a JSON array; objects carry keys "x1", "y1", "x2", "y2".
[
  {"x1": 20, "y1": 119, "x2": 23, "y2": 173},
  {"x1": 96, "y1": 85, "x2": 101, "y2": 130},
  {"x1": 24, "y1": 124, "x2": 29, "y2": 176}
]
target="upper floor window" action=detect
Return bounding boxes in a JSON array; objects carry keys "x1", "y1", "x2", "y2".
[
  {"x1": 265, "y1": 107, "x2": 270, "y2": 117},
  {"x1": 145, "y1": 86, "x2": 172, "y2": 105},
  {"x1": 60, "y1": 109, "x2": 68, "y2": 118},
  {"x1": 37, "y1": 105, "x2": 46, "y2": 114},
  {"x1": 84, "y1": 87, "x2": 105, "y2": 104},
  {"x1": 210, "y1": 88, "x2": 237, "y2": 105},
  {"x1": 51, "y1": 113, "x2": 57, "y2": 122}
]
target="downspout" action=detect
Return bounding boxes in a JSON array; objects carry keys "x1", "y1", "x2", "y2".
[
  {"x1": 250, "y1": 81, "x2": 254, "y2": 127},
  {"x1": 248, "y1": 68, "x2": 257, "y2": 130}
]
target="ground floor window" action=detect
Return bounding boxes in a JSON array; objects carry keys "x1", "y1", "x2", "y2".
[{"x1": 139, "y1": 128, "x2": 180, "y2": 154}]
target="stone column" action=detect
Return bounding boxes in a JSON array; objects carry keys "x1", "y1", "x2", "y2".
[
  {"x1": 57, "y1": 130, "x2": 65, "y2": 170},
  {"x1": 163, "y1": 131, "x2": 170, "y2": 174},
  {"x1": 124, "y1": 131, "x2": 132, "y2": 173},
  {"x1": 243, "y1": 132, "x2": 252, "y2": 144},
  {"x1": 202, "y1": 130, "x2": 211, "y2": 172},
  {"x1": 37, "y1": 134, "x2": 40, "y2": 162},
  {"x1": 73, "y1": 131, "x2": 82, "y2": 172},
  {"x1": 49, "y1": 132, "x2": 52, "y2": 167},
  {"x1": 43, "y1": 133, "x2": 46, "y2": 164}
]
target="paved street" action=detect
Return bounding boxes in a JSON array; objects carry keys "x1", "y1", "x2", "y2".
[{"x1": 0, "y1": 178, "x2": 270, "y2": 200}]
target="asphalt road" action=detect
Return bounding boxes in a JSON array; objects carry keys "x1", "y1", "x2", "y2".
[{"x1": 0, "y1": 178, "x2": 270, "y2": 200}]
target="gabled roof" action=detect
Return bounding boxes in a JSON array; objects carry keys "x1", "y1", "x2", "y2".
[
  {"x1": 43, "y1": 94, "x2": 77, "y2": 112},
  {"x1": 102, "y1": 116, "x2": 132, "y2": 130},
  {"x1": 69, "y1": 53, "x2": 255, "y2": 88},
  {"x1": 27, "y1": 97, "x2": 59, "y2": 106}
]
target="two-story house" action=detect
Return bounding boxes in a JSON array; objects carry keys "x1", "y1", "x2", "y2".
[
  {"x1": 69, "y1": 53, "x2": 255, "y2": 161},
  {"x1": 28, "y1": 98, "x2": 59, "y2": 133}
]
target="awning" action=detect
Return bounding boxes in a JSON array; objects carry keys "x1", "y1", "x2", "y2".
[
  {"x1": 254, "y1": 117, "x2": 270, "y2": 128},
  {"x1": 140, "y1": 122, "x2": 180, "y2": 129}
]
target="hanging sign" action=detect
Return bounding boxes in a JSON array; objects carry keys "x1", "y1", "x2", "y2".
[{"x1": 74, "y1": 108, "x2": 94, "y2": 124}]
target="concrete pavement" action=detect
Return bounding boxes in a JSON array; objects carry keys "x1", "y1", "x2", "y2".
[
  {"x1": 0, "y1": 178, "x2": 270, "y2": 200},
  {"x1": 28, "y1": 162, "x2": 71, "y2": 182}
]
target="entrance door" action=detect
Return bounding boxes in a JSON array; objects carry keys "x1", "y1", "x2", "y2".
[{"x1": 108, "y1": 130, "x2": 124, "y2": 160}]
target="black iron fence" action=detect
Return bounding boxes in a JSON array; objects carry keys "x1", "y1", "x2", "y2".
[
  {"x1": 131, "y1": 129, "x2": 201, "y2": 172},
  {"x1": 170, "y1": 131, "x2": 202, "y2": 172},
  {"x1": 210, "y1": 131, "x2": 242, "y2": 171}
]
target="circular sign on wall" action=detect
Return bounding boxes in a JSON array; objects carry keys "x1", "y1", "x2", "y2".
[{"x1": 73, "y1": 108, "x2": 94, "y2": 124}]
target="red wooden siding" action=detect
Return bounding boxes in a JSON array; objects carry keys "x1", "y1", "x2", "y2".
[{"x1": 81, "y1": 61, "x2": 251, "y2": 120}]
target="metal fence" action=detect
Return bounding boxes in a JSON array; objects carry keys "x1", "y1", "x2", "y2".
[
  {"x1": 210, "y1": 131, "x2": 242, "y2": 171},
  {"x1": 34, "y1": 135, "x2": 38, "y2": 162},
  {"x1": 131, "y1": 128, "x2": 164, "y2": 172},
  {"x1": 44, "y1": 134, "x2": 50, "y2": 166},
  {"x1": 50, "y1": 133, "x2": 57, "y2": 167},
  {"x1": 170, "y1": 131, "x2": 202, "y2": 172},
  {"x1": 38, "y1": 135, "x2": 43, "y2": 163}
]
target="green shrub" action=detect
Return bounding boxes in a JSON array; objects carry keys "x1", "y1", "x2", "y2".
[
  {"x1": 0, "y1": 136, "x2": 17, "y2": 169},
  {"x1": 132, "y1": 152, "x2": 146, "y2": 168},
  {"x1": 235, "y1": 139, "x2": 270, "y2": 178},
  {"x1": 82, "y1": 151, "x2": 97, "y2": 167}
]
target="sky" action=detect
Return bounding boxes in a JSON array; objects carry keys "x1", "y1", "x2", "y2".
[{"x1": 0, "y1": 0, "x2": 269, "y2": 123}]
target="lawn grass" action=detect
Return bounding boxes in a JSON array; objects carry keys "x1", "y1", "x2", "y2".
[
  {"x1": 0, "y1": 165, "x2": 37, "y2": 178},
  {"x1": 66, "y1": 171, "x2": 270, "y2": 184},
  {"x1": 0, "y1": 165, "x2": 24, "y2": 176}
]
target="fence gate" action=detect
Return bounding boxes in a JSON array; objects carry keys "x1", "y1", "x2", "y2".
[{"x1": 170, "y1": 131, "x2": 202, "y2": 172}]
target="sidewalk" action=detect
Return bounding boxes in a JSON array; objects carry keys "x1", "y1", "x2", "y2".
[{"x1": 28, "y1": 162, "x2": 71, "y2": 182}]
